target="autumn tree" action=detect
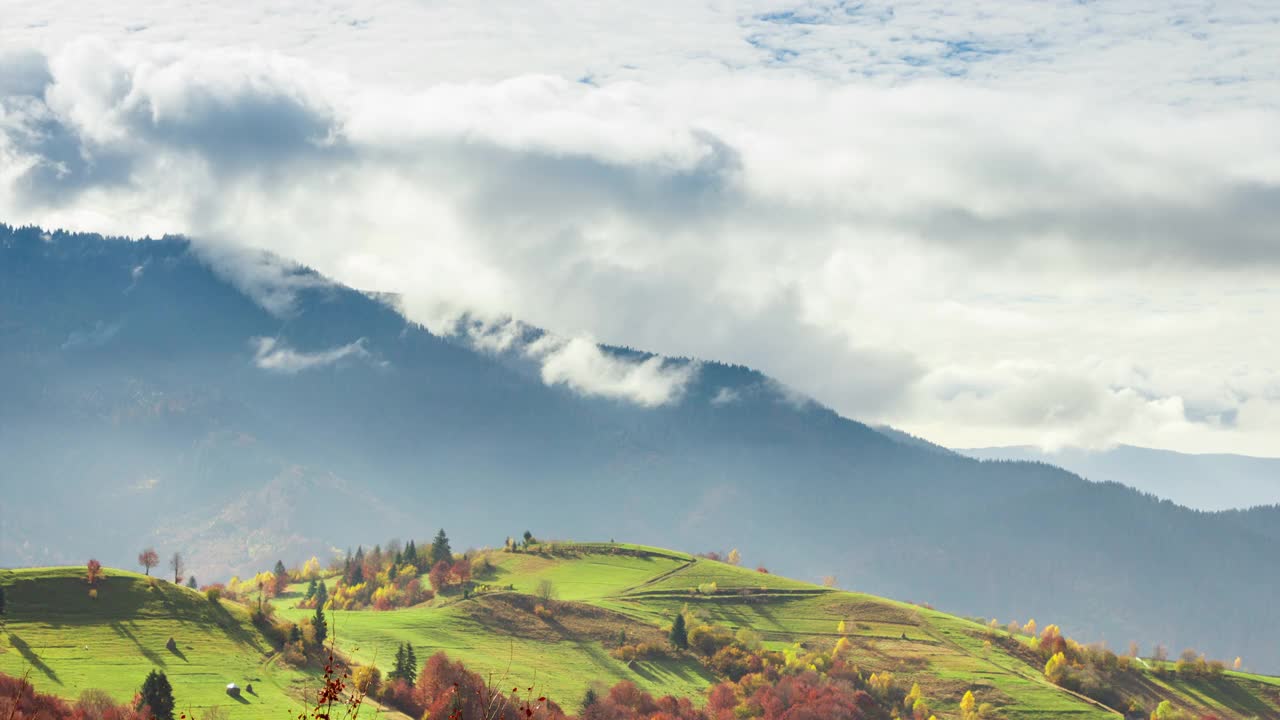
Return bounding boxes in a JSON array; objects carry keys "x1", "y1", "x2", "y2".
[
  {"x1": 428, "y1": 561, "x2": 450, "y2": 593},
  {"x1": 169, "y1": 553, "x2": 184, "y2": 584},
  {"x1": 1234, "y1": 657, "x2": 1243, "y2": 670},
  {"x1": 86, "y1": 559, "x2": 103, "y2": 586},
  {"x1": 822, "y1": 575, "x2": 837, "y2": 588},
  {"x1": 727, "y1": 548, "x2": 741, "y2": 566},
  {"x1": 138, "y1": 548, "x2": 159, "y2": 576},
  {"x1": 960, "y1": 690, "x2": 977, "y2": 720},
  {"x1": 669, "y1": 612, "x2": 689, "y2": 650},
  {"x1": 138, "y1": 670, "x2": 175, "y2": 720}
]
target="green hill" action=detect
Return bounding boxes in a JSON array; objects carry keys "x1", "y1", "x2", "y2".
[
  {"x1": 0, "y1": 567, "x2": 318, "y2": 720},
  {"x1": 6, "y1": 547, "x2": 1280, "y2": 720}
]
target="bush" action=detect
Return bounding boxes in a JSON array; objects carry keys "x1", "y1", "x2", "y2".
[{"x1": 205, "y1": 587, "x2": 222, "y2": 603}]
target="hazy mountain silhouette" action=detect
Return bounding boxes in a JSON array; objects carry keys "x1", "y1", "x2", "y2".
[
  {"x1": 961, "y1": 445, "x2": 1280, "y2": 511},
  {"x1": 2, "y1": 224, "x2": 1278, "y2": 672}
]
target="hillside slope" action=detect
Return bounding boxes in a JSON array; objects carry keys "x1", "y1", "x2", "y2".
[
  {"x1": 0, "y1": 568, "x2": 318, "y2": 720},
  {"x1": 3, "y1": 225, "x2": 1280, "y2": 672}
]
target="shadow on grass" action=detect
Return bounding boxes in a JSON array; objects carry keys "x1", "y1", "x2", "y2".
[
  {"x1": 109, "y1": 621, "x2": 166, "y2": 668},
  {"x1": 7, "y1": 633, "x2": 61, "y2": 685}
]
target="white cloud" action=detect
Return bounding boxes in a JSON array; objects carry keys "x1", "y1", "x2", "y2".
[
  {"x1": 251, "y1": 337, "x2": 371, "y2": 373},
  {"x1": 525, "y1": 335, "x2": 698, "y2": 407},
  {"x1": 1, "y1": 3, "x2": 1278, "y2": 454}
]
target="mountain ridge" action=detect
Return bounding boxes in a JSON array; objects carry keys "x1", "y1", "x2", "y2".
[{"x1": 2, "y1": 223, "x2": 1279, "y2": 673}]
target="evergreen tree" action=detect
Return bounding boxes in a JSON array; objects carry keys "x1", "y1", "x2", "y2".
[
  {"x1": 138, "y1": 670, "x2": 176, "y2": 720},
  {"x1": 522, "y1": 530, "x2": 534, "y2": 546},
  {"x1": 0, "y1": 585, "x2": 6, "y2": 630},
  {"x1": 313, "y1": 605, "x2": 328, "y2": 646},
  {"x1": 404, "y1": 540, "x2": 417, "y2": 568},
  {"x1": 305, "y1": 578, "x2": 317, "y2": 600},
  {"x1": 430, "y1": 529, "x2": 452, "y2": 567},
  {"x1": 392, "y1": 643, "x2": 407, "y2": 682},
  {"x1": 315, "y1": 579, "x2": 328, "y2": 606},
  {"x1": 273, "y1": 560, "x2": 287, "y2": 578},
  {"x1": 186, "y1": 576, "x2": 197, "y2": 589},
  {"x1": 581, "y1": 688, "x2": 598, "y2": 712},
  {"x1": 351, "y1": 564, "x2": 364, "y2": 584},
  {"x1": 405, "y1": 643, "x2": 417, "y2": 685},
  {"x1": 669, "y1": 612, "x2": 688, "y2": 650},
  {"x1": 289, "y1": 624, "x2": 302, "y2": 643}
]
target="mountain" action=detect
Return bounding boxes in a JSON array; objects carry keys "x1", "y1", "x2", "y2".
[
  {"x1": 3, "y1": 224, "x2": 1280, "y2": 674},
  {"x1": 961, "y1": 445, "x2": 1280, "y2": 511}
]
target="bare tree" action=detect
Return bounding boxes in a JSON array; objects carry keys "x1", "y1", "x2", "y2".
[{"x1": 170, "y1": 552, "x2": 184, "y2": 584}]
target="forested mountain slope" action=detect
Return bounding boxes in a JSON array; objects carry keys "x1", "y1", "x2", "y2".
[{"x1": 2, "y1": 224, "x2": 1278, "y2": 672}]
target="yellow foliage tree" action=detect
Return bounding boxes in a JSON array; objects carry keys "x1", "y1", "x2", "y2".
[
  {"x1": 904, "y1": 682, "x2": 922, "y2": 709},
  {"x1": 837, "y1": 619, "x2": 847, "y2": 634},
  {"x1": 960, "y1": 690, "x2": 977, "y2": 720},
  {"x1": 1023, "y1": 619, "x2": 1037, "y2": 636},
  {"x1": 727, "y1": 548, "x2": 741, "y2": 566},
  {"x1": 301, "y1": 556, "x2": 322, "y2": 580},
  {"x1": 832, "y1": 637, "x2": 851, "y2": 659},
  {"x1": 1233, "y1": 657, "x2": 1243, "y2": 670},
  {"x1": 1045, "y1": 651, "x2": 1068, "y2": 685}
]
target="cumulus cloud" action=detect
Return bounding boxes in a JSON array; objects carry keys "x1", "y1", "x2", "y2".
[
  {"x1": 251, "y1": 337, "x2": 371, "y2": 373},
  {"x1": 1, "y1": 2, "x2": 1278, "y2": 453},
  {"x1": 525, "y1": 335, "x2": 698, "y2": 407}
]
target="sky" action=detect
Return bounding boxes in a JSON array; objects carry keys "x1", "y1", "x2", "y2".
[{"x1": 1, "y1": 0, "x2": 1278, "y2": 456}]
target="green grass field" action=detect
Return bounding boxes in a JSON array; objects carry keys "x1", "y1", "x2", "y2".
[
  {"x1": 5, "y1": 544, "x2": 1280, "y2": 720},
  {"x1": 0, "y1": 568, "x2": 319, "y2": 720}
]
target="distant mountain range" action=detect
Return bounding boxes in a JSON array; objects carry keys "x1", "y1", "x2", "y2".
[
  {"x1": 960, "y1": 445, "x2": 1280, "y2": 511},
  {"x1": 2, "y1": 223, "x2": 1279, "y2": 673}
]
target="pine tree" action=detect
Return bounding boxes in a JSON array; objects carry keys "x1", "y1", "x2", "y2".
[
  {"x1": 405, "y1": 643, "x2": 417, "y2": 685},
  {"x1": 315, "y1": 579, "x2": 328, "y2": 606},
  {"x1": 313, "y1": 604, "x2": 328, "y2": 647},
  {"x1": 669, "y1": 612, "x2": 688, "y2": 650},
  {"x1": 404, "y1": 540, "x2": 418, "y2": 568},
  {"x1": 581, "y1": 688, "x2": 598, "y2": 712},
  {"x1": 138, "y1": 670, "x2": 176, "y2": 720},
  {"x1": 273, "y1": 560, "x2": 287, "y2": 578},
  {"x1": 305, "y1": 578, "x2": 317, "y2": 600},
  {"x1": 430, "y1": 529, "x2": 452, "y2": 567},
  {"x1": 0, "y1": 585, "x2": 6, "y2": 631},
  {"x1": 289, "y1": 624, "x2": 302, "y2": 643},
  {"x1": 392, "y1": 643, "x2": 407, "y2": 682},
  {"x1": 186, "y1": 576, "x2": 197, "y2": 589}
]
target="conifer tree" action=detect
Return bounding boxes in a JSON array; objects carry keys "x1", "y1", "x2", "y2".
[
  {"x1": 404, "y1": 540, "x2": 418, "y2": 568},
  {"x1": 669, "y1": 612, "x2": 688, "y2": 650},
  {"x1": 315, "y1": 579, "x2": 328, "y2": 606},
  {"x1": 430, "y1": 529, "x2": 453, "y2": 567},
  {"x1": 405, "y1": 643, "x2": 417, "y2": 684},
  {"x1": 186, "y1": 576, "x2": 197, "y2": 589},
  {"x1": 313, "y1": 604, "x2": 328, "y2": 646},
  {"x1": 305, "y1": 578, "x2": 317, "y2": 600},
  {"x1": 392, "y1": 643, "x2": 407, "y2": 682},
  {"x1": 138, "y1": 670, "x2": 176, "y2": 720},
  {"x1": 0, "y1": 585, "x2": 6, "y2": 631},
  {"x1": 581, "y1": 688, "x2": 598, "y2": 712}
]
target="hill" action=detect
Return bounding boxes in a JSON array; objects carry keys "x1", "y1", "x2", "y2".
[
  {"x1": 0, "y1": 567, "x2": 318, "y2": 719},
  {"x1": 960, "y1": 445, "x2": 1280, "y2": 511},
  {"x1": 7, "y1": 549, "x2": 1280, "y2": 720},
  {"x1": 3, "y1": 225, "x2": 1280, "y2": 672}
]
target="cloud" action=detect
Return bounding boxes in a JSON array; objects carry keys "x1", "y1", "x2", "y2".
[
  {"x1": 0, "y1": 5, "x2": 1278, "y2": 454},
  {"x1": 62, "y1": 320, "x2": 122, "y2": 350},
  {"x1": 525, "y1": 335, "x2": 698, "y2": 407},
  {"x1": 251, "y1": 336, "x2": 371, "y2": 373}
]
